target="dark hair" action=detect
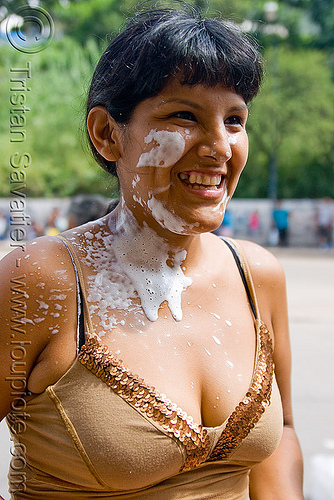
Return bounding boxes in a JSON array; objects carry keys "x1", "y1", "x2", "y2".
[{"x1": 86, "y1": 6, "x2": 263, "y2": 176}]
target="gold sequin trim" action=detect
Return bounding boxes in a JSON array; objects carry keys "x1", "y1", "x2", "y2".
[
  {"x1": 78, "y1": 335, "x2": 211, "y2": 471},
  {"x1": 207, "y1": 320, "x2": 274, "y2": 462},
  {"x1": 78, "y1": 319, "x2": 273, "y2": 470}
]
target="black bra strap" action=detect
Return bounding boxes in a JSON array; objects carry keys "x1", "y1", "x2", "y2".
[
  {"x1": 78, "y1": 285, "x2": 85, "y2": 350},
  {"x1": 221, "y1": 238, "x2": 257, "y2": 320},
  {"x1": 56, "y1": 236, "x2": 86, "y2": 352}
]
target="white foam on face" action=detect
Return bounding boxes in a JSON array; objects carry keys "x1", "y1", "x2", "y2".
[
  {"x1": 212, "y1": 180, "x2": 230, "y2": 213},
  {"x1": 147, "y1": 196, "x2": 199, "y2": 235},
  {"x1": 228, "y1": 136, "x2": 237, "y2": 145},
  {"x1": 136, "y1": 129, "x2": 185, "y2": 168},
  {"x1": 84, "y1": 206, "x2": 192, "y2": 325},
  {"x1": 130, "y1": 128, "x2": 201, "y2": 236},
  {"x1": 130, "y1": 184, "x2": 199, "y2": 236}
]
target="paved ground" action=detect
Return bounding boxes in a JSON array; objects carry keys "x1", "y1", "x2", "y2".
[
  {"x1": 271, "y1": 248, "x2": 334, "y2": 499},
  {"x1": 0, "y1": 242, "x2": 333, "y2": 499}
]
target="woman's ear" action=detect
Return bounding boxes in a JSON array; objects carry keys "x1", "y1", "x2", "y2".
[{"x1": 87, "y1": 106, "x2": 121, "y2": 161}]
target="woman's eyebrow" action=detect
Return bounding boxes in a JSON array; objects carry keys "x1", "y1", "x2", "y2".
[
  {"x1": 229, "y1": 104, "x2": 249, "y2": 112},
  {"x1": 157, "y1": 99, "x2": 248, "y2": 113},
  {"x1": 157, "y1": 98, "x2": 203, "y2": 110}
]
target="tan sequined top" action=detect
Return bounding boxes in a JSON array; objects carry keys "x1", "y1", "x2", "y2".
[{"x1": 6, "y1": 237, "x2": 283, "y2": 500}]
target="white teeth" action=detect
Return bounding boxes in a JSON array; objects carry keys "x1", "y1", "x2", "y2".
[{"x1": 179, "y1": 173, "x2": 222, "y2": 187}]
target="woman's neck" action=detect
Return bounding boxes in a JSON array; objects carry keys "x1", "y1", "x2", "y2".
[
  {"x1": 105, "y1": 201, "x2": 205, "y2": 321},
  {"x1": 113, "y1": 199, "x2": 205, "y2": 262}
]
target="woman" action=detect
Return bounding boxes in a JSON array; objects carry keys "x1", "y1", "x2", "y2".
[{"x1": 0, "y1": 7, "x2": 304, "y2": 499}]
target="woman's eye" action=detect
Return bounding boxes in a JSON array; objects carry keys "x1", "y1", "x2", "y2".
[
  {"x1": 225, "y1": 115, "x2": 243, "y2": 127},
  {"x1": 170, "y1": 111, "x2": 196, "y2": 121}
]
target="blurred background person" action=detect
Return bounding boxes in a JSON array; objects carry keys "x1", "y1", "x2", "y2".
[
  {"x1": 248, "y1": 210, "x2": 260, "y2": 241},
  {"x1": 272, "y1": 200, "x2": 290, "y2": 247},
  {"x1": 67, "y1": 195, "x2": 110, "y2": 229},
  {"x1": 45, "y1": 207, "x2": 68, "y2": 236},
  {"x1": 213, "y1": 209, "x2": 234, "y2": 238},
  {"x1": 316, "y1": 196, "x2": 334, "y2": 249}
]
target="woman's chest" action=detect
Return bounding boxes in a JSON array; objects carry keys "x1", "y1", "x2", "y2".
[{"x1": 87, "y1": 299, "x2": 257, "y2": 428}]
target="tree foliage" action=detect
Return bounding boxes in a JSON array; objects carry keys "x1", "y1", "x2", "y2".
[
  {"x1": 1, "y1": 0, "x2": 332, "y2": 48},
  {"x1": 1, "y1": 0, "x2": 333, "y2": 199},
  {"x1": 236, "y1": 47, "x2": 334, "y2": 198},
  {"x1": 0, "y1": 39, "x2": 118, "y2": 197}
]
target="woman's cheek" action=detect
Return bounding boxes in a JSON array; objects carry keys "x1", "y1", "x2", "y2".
[
  {"x1": 136, "y1": 129, "x2": 186, "y2": 169},
  {"x1": 230, "y1": 134, "x2": 248, "y2": 175},
  {"x1": 240, "y1": 132, "x2": 249, "y2": 167}
]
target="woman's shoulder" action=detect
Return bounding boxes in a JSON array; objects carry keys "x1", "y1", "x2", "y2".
[
  {"x1": 233, "y1": 238, "x2": 285, "y2": 286},
  {"x1": 206, "y1": 234, "x2": 284, "y2": 278},
  {"x1": 0, "y1": 234, "x2": 77, "y2": 287},
  {"x1": 0, "y1": 235, "x2": 79, "y2": 403},
  {"x1": 203, "y1": 233, "x2": 285, "y2": 292},
  {"x1": 0, "y1": 233, "x2": 79, "y2": 333},
  {"x1": 233, "y1": 239, "x2": 288, "y2": 332}
]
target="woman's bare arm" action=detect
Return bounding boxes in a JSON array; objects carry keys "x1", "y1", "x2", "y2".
[{"x1": 239, "y1": 241, "x2": 304, "y2": 499}]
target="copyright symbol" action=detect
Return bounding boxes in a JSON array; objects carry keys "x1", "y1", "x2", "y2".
[{"x1": 6, "y1": 5, "x2": 54, "y2": 54}]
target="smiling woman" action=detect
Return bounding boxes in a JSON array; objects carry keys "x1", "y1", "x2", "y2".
[
  {"x1": 0, "y1": 5, "x2": 304, "y2": 500},
  {"x1": 89, "y1": 81, "x2": 249, "y2": 237}
]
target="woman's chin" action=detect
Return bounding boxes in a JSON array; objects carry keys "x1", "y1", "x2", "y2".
[{"x1": 163, "y1": 217, "x2": 225, "y2": 237}]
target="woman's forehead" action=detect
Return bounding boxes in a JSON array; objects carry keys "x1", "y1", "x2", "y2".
[{"x1": 137, "y1": 79, "x2": 247, "y2": 110}]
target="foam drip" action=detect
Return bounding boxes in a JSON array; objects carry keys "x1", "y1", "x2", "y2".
[{"x1": 84, "y1": 206, "x2": 192, "y2": 326}]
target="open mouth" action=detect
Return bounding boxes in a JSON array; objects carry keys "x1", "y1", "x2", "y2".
[{"x1": 178, "y1": 172, "x2": 223, "y2": 190}]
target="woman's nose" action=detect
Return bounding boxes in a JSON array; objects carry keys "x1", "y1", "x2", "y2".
[{"x1": 197, "y1": 124, "x2": 232, "y2": 163}]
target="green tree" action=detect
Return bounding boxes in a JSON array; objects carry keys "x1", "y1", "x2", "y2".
[
  {"x1": 236, "y1": 47, "x2": 334, "y2": 198},
  {"x1": 52, "y1": 0, "x2": 130, "y2": 45},
  {"x1": 0, "y1": 39, "x2": 118, "y2": 197},
  {"x1": 1, "y1": 0, "x2": 328, "y2": 49},
  {"x1": 309, "y1": 0, "x2": 334, "y2": 49},
  {"x1": 1, "y1": 1, "x2": 333, "y2": 199}
]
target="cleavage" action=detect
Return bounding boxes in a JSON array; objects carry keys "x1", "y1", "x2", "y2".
[{"x1": 88, "y1": 301, "x2": 256, "y2": 428}]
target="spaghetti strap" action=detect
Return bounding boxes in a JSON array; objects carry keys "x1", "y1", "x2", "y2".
[
  {"x1": 56, "y1": 235, "x2": 95, "y2": 338},
  {"x1": 221, "y1": 237, "x2": 261, "y2": 321}
]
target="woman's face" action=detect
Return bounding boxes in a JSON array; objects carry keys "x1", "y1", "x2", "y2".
[{"x1": 115, "y1": 79, "x2": 249, "y2": 236}]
